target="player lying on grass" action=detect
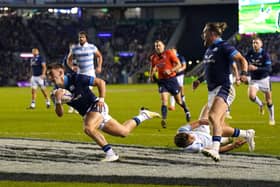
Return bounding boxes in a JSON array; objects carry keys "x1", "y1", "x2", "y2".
[
  {"x1": 47, "y1": 63, "x2": 161, "y2": 162},
  {"x1": 174, "y1": 105, "x2": 255, "y2": 154}
]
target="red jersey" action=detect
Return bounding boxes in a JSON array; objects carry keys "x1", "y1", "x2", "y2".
[{"x1": 150, "y1": 49, "x2": 180, "y2": 79}]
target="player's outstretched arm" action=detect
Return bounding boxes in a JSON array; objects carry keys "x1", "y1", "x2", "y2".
[
  {"x1": 219, "y1": 139, "x2": 246, "y2": 153},
  {"x1": 53, "y1": 88, "x2": 65, "y2": 117}
]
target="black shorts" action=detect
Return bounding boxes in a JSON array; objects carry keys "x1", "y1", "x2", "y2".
[{"x1": 157, "y1": 77, "x2": 180, "y2": 96}]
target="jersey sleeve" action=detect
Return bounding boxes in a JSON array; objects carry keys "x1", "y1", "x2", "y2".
[
  {"x1": 76, "y1": 74, "x2": 95, "y2": 87},
  {"x1": 40, "y1": 56, "x2": 46, "y2": 64},
  {"x1": 223, "y1": 43, "x2": 239, "y2": 61},
  {"x1": 150, "y1": 54, "x2": 156, "y2": 67},
  {"x1": 185, "y1": 142, "x2": 203, "y2": 153},
  {"x1": 264, "y1": 52, "x2": 272, "y2": 65},
  {"x1": 91, "y1": 44, "x2": 98, "y2": 53},
  {"x1": 177, "y1": 124, "x2": 192, "y2": 133},
  {"x1": 168, "y1": 50, "x2": 180, "y2": 64}
]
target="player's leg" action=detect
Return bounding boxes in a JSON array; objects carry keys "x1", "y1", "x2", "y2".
[
  {"x1": 248, "y1": 84, "x2": 264, "y2": 115},
  {"x1": 202, "y1": 85, "x2": 233, "y2": 162},
  {"x1": 40, "y1": 88, "x2": 51, "y2": 108},
  {"x1": 221, "y1": 124, "x2": 255, "y2": 152},
  {"x1": 265, "y1": 91, "x2": 275, "y2": 125},
  {"x1": 202, "y1": 96, "x2": 226, "y2": 162},
  {"x1": 160, "y1": 92, "x2": 169, "y2": 128},
  {"x1": 174, "y1": 93, "x2": 191, "y2": 122},
  {"x1": 102, "y1": 108, "x2": 160, "y2": 137},
  {"x1": 171, "y1": 77, "x2": 191, "y2": 122},
  {"x1": 209, "y1": 97, "x2": 227, "y2": 148},
  {"x1": 29, "y1": 76, "x2": 37, "y2": 109},
  {"x1": 198, "y1": 104, "x2": 209, "y2": 120},
  {"x1": 38, "y1": 77, "x2": 50, "y2": 108},
  {"x1": 177, "y1": 74, "x2": 186, "y2": 103},
  {"x1": 180, "y1": 85, "x2": 185, "y2": 103},
  {"x1": 169, "y1": 96, "x2": 176, "y2": 111},
  {"x1": 83, "y1": 111, "x2": 118, "y2": 162},
  {"x1": 30, "y1": 88, "x2": 37, "y2": 108},
  {"x1": 83, "y1": 111, "x2": 108, "y2": 147}
]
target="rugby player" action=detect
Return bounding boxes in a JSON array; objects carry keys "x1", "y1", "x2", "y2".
[
  {"x1": 67, "y1": 31, "x2": 103, "y2": 77},
  {"x1": 174, "y1": 105, "x2": 255, "y2": 154},
  {"x1": 28, "y1": 48, "x2": 50, "y2": 109},
  {"x1": 246, "y1": 37, "x2": 275, "y2": 125},
  {"x1": 193, "y1": 22, "x2": 249, "y2": 161},
  {"x1": 47, "y1": 63, "x2": 160, "y2": 162}
]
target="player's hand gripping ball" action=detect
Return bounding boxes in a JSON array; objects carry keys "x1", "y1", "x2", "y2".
[{"x1": 50, "y1": 88, "x2": 73, "y2": 104}]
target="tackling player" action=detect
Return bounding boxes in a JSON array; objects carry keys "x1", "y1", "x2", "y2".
[
  {"x1": 246, "y1": 37, "x2": 275, "y2": 125},
  {"x1": 149, "y1": 40, "x2": 191, "y2": 128},
  {"x1": 47, "y1": 63, "x2": 160, "y2": 162}
]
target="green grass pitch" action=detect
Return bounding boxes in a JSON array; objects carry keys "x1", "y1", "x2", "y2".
[
  {"x1": 0, "y1": 83, "x2": 279, "y2": 187},
  {"x1": 1, "y1": 83, "x2": 279, "y2": 155}
]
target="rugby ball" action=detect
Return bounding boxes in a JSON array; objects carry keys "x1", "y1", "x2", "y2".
[{"x1": 51, "y1": 89, "x2": 73, "y2": 104}]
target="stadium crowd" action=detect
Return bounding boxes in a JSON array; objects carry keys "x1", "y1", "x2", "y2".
[{"x1": 0, "y1": 12, "x2": 279, "y2": 86}]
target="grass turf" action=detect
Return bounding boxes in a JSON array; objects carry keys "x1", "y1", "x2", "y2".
[
  {"x1": 0, "y1": 83, "x2": 279, "y2": 155},
  {"x1": 0, "y1": 83, "x2": 279, "y2": 187}
]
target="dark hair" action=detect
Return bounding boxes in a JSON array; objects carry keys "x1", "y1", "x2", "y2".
[
  {"x1": 252, "y1": 36, "x2": 262, "y2": 42},
  {"x1": 174, "y1": 133, "x2": 190, "y2": 148},
  {"x1": 47, "y1": 63, "x2": 64, "y2": 71},
  {"x1": 78, "y1": 31, "x2": 88, "y2": 40},
  {"x1": 205, "y1": 22, "x2": 227, "y2": 36},
  {"x1": 154, "y1": 40, "x2": 164, "y2": 45}
]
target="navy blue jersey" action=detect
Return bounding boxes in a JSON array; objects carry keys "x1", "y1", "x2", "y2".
[
  {"x1": 30, "y1": 55, "x2": 45, "y2": 76},
  {"x1": 55, "y1": 73, "x2": 97, "y2": 116},
  {"x1": 176, "y1": 54, "x2": 186, "y2": 76},
  {"x1": 61, "y1": 53, "x2": 75, "y2": 74},
  {"x1": 202, "y1": 39, "x2": 238, "y2": 91},
  {"x1": 246, "y1": 48, "x2": 272, "y2": 80}
]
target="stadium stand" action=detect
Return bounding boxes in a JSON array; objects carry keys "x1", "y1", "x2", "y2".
[{"x1": 0, "y1": 8, "x2": 279, "y2": 86}]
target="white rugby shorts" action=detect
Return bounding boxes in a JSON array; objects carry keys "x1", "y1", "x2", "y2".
[
  {"x1": 208, "y1": 85, "x2": 236, "y2": 109},
  {"x1": 176, "y1": 74, "x2": 184, "y2": 87},
  {"x1": 249, "y1": 76, "x2": 271, "y2": 92},
  {"x1": 31, "y1": 76, "x2": 46, "y2": 89}
]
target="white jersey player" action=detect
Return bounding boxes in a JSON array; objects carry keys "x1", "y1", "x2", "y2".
[
  {"x1": 174, "y1": 105, "x2": 255, "y2": 153},
  {"x1": 67, "y1": 31, "x2": 103, "y2": 77}
]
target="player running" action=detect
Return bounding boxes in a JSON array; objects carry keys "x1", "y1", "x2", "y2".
[
  {"x1": 168, "y1": 47, "x2": 189, "y2": 112},
  {"x1": 246, "y1": 37, "x2": 275, "y2": 125},
  {"x1": 193, "y1": 22, "x2": 249, "y2": 161},
  {"x1": 149, "y1": 40, "x2": 191, "y2": 128},
  {"x1": 47, "y1": 63, "x2": 160, "y2": 162}
]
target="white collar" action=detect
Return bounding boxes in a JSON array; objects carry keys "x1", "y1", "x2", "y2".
[{"x1": 79, "y1": 42, "x2": 89, "y2": 47}]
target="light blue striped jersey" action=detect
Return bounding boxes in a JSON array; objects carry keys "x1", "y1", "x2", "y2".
[{"x1": 71, "y1": 42, "x2": 98, "y2": 76}]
